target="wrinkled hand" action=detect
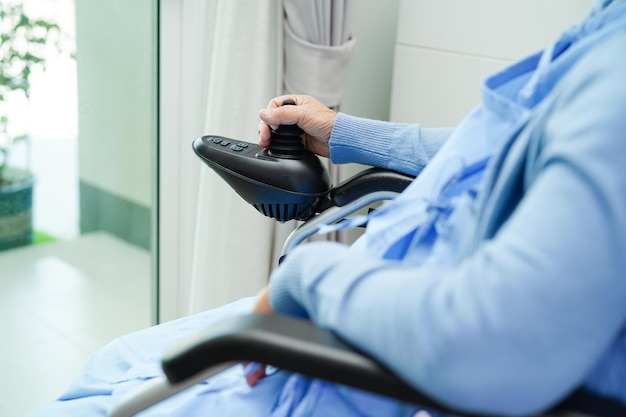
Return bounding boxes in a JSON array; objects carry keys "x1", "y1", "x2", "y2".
[
  {"x1": 251, "y1": 286, "x2": 275, "y2": 315},
  {"x1": 258, "y1": 95, "x2": 336, "y2": 158}
]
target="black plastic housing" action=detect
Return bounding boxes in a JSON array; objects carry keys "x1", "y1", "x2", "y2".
[{"x1": 193, "y1": 135, "x2": 331, "y2": 221}]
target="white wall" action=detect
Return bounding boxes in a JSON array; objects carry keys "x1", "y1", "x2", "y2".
[
  {"x1": 340, "y1": 0, "x2": 401, "y2": 121},
  {"x1": 390, "y1": 0, "x2": 590, "y2": 126}
]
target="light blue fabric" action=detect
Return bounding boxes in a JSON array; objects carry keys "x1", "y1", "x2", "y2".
[
  {"x1": 271, "y1": 1, "x2": 626, "y2": 415},
  {"x1": 28, "y1": 2, "x2": 626, "y2": 416},
  {"x1": 27, "y1": 297, "x2": 416, "y2": 417},
  {"x1": 330, "y1": 0, "x2": 626, "y2": 265}
]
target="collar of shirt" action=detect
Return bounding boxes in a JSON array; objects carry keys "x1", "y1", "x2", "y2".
[
  {"x1": 353, "y1": 0, "x2": 626, "y2": 265},
  {"x1": 593, "y1": 0, "x2": 614, "y2": 12}
]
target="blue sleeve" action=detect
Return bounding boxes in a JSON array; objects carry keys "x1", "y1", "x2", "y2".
[
  {"x1": 328, "y1": 113, "x2": 452, "y2": 176},
  {"x1": 268, "y1": 35, "x2": 626, "y2": 415}
]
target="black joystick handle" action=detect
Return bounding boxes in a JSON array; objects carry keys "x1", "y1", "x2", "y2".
[{"x1": 268, "y1": 100, "x2": 306, "y2": 158}]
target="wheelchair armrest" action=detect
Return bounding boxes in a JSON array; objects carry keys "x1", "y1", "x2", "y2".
[
  {"x1": 326, "y1": 167, "x2": 415, "y2": 209},
  {"x1": 163, "y1": 314, "x2": 626, "y2": 417},
  {"x1": 161, "y1": 315, "x2": 479, "y2": 417}
]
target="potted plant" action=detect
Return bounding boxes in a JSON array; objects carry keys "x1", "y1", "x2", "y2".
[{"x1": 0, "y1": 2, "x2": 63, "y2": 250}]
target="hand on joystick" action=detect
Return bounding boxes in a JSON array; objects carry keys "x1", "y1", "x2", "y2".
[{"x1": 268, "y1": 100, "x2": 306, "y2": 158}]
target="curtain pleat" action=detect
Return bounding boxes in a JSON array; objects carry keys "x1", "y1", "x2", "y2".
[
  {"x1": 187, "y1": 0, "x2": 282, "y2": 314},
  {"x1": 186, "y1": 0, "x2": 356, "y2": 313},
  {"x1": 271, "y1": 0, "x2": 356, "y2": 268}
]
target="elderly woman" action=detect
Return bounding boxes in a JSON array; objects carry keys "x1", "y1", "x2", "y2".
[{"x1": 29, "y1": 1, "x2": 626, "y2": 416}]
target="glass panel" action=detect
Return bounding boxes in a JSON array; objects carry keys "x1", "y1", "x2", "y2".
[{"x1": 0, "y1": 0, "x2": 157, "y2": 415}]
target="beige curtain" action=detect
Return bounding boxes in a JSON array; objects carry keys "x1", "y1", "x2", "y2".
[
  {"x1": 185, "y1": 0, "x2": 356, "y2": 315},
  {"x1": 186, "y1": 0, "x2": 283, "y2": 314},
  {"x1": 271, "y1": 0, "x2": 357, "y2": 268}
]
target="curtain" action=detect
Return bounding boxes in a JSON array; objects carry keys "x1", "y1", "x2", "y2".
[
  {"x1": 185, "y1": 0, "x2": 356, "y2": 314},
  {"x1": 186, "y1": 0, "x2": 282, "y2": 314},
  {"x1": 282, "y1": 0, "x2": 356, "y2": 108},
  {"x1": 271, "y1": 0, "x2": 356, "y2": 267}
]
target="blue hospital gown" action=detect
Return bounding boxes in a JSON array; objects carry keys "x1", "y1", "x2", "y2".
[{"x1": 27, "y1": 297, "x2": 417, "y2": 417}]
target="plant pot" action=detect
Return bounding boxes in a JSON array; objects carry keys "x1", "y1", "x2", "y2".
[{"x1": 0, "y1": 167, "x2": 34, "y2": 250}]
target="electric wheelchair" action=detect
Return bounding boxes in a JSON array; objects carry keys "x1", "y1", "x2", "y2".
[{"x1": 110, "y1": 120, "x2": 626, "y2": 417}]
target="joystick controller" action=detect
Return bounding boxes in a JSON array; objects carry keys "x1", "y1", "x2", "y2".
[
  {"x1": 192, "y1": 101, "x2": 331, "y2": 222},
  {"x1": 267, "y1": 100, "x2": 306, "y2": 158}
]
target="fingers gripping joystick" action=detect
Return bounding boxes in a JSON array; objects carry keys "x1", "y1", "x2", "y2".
[
  {"x1": 268, "y1": 100, "x2": 306, "y2": 158},
  {"x1": 192, "y1": 100, "x2": 331, "y2": 222}
]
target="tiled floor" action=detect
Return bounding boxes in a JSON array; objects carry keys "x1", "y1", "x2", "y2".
[{"x1": 0, "y1": 232, "x2": 152, "y2": 417}]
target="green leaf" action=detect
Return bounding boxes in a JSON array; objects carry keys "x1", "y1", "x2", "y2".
[
  {"x1": 22, "y1": 52, "x2": 44, "y2": 64},
  {"x1": 27, "y1": 36, "x2": 48, "y2": 45},
  {"x1": 17, "y1": 13, "x2": 30, "y2": 28},
  {"x1": 34, "y1": 19, "x2": 60, "y2": 31},
  {"x1": 0, "y1": 149, "x2": 7, "y2": 179}
]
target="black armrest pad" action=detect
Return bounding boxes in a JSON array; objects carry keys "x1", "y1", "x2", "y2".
[
  {"x1": 162, "y1": 314, "x2": 625, "y2": 417},
  {"x1": 329, "y1": 168, "x2": 414, "y2": 207},
  {"x1": 162, "y1": 314, "x2": 484, "y2": 416}
]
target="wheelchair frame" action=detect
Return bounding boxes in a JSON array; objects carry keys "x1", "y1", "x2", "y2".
[{"x1": 110, "y1": 168, "x2": 625, "y2": 417}]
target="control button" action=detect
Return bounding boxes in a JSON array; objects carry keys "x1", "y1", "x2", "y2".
[
  {"x1": 220, "y1": 140, "x2": 231, "y2": 146},
  {"x1": 212, "y1": 137, "x2": 222, "y2": 144},
  {"x1": 230, "y1": 145, "x2": 244, "y2": 152},
  {"x1": 237, "y1": 142, "x2": 249, "y2": 148}
]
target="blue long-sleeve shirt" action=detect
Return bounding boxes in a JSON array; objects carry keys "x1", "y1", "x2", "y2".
[{"x1": 269, "y1": 3, "x2": 626, "y2": 415}]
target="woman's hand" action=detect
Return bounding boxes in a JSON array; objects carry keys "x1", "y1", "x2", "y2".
[
  {"x1": 258, "y1": 95, "x2": 336, "y2": 158},
  {"x1": 251, "y1": 286, "x2": 275, "y2": 315}
]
